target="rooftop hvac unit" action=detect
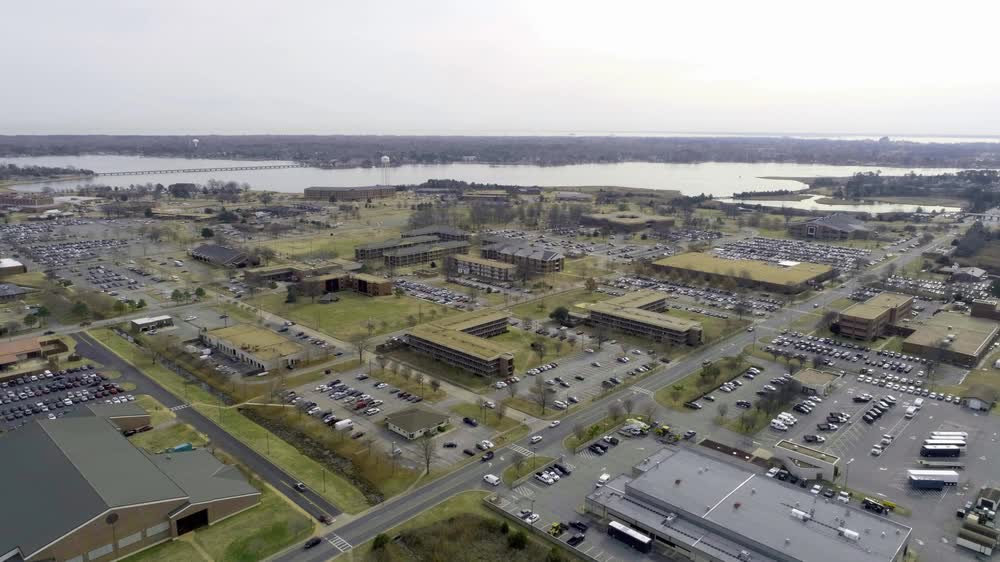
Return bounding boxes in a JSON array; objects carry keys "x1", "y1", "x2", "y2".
[
  {"x1": 737, "y1": 551, "x2": 753, "y2": 561},
  {"x1": 790, "y1": 508, "x2": 812, "y2": 522},
  {"x1": 839, "y1": 528, "x2": 861, "y2": 541}
]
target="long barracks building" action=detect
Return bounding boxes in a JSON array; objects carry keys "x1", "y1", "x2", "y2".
[
  {"x1": 585, "y1": 290, "x2": 703, "y2": 346},
  {"x1": 404, "y1": 310, "x2": 514, "y2": 377}
]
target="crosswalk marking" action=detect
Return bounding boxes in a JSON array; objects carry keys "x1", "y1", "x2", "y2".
[
  {"x1": 169, "y1": 403, "x2": 190, "y2": 411},
  {"x1": 632, "y1": 387, "x2": 654, "y2": 397},
  {"x1": 509, "y1": 444, "x2": 533, "y2": 457},
  {"x1": 327, "y1": 533, "x2": 352, "y2": 552}
]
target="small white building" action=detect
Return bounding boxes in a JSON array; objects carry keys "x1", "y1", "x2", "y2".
[{"x1": 130, "y1": 315, "x2": 174, "y2": 332}]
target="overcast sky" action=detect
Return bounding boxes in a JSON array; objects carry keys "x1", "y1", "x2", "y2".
[{"x1": 4, "y1": 0, "x2": 999, "y2": 136}]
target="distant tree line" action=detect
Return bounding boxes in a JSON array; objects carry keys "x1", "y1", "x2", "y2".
[
  {"x1": 6, "y1": 135, "x2": 1000, "y2": 168},
  {"x1": 0, "y1": 163, "x2": 94, "y2": 180}
]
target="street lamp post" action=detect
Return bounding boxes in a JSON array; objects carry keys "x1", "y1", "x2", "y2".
[{"x1": 844, "y1": 457, "x2": 855, "y2": 490}]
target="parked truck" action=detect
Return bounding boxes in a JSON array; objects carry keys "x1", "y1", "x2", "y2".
[
  {"x1": 907, "y1": 469, "x2": 960, "y2": 490},
  {"x1": 166, "y1": 442, "x2": 194, "y2": 453},
  {"x1": 334, "y1": 419, "x2": 354, "y2": 431}
]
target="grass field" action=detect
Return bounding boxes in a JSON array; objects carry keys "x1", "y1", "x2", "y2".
[
  {"x1": 251, "y1": 292, "x2": 456, "y2": 341},
  {"x1": 655, "y1": 357, "x2": 752, "y2": 409},
  {"x1": 667, "y1": 308, "x2": 751, "y2": 343},
  {"x1": 501, "y1": 456, "x2": 554, "y2": 485},
  {"x1": 87, "y1": 328, "x2": 372, "y2": 513},
  {"x1": 130, "y1": 422, "x2": 210, "y2": 453},
  {"x1": 510, "y1": 288, "x2": 610, "y2": 320},
  {"x1": 955, "y1": 242, "x2": 1000, "y2": 274},
  {"x1": 261, "y1": 227, "x2": 401, "y2": 260},
  {"x1": 448, "y1": 402, "x2": 520, "y2": 432},
  {"x1": 125, "y1": 478, "x2": 313, "y2": 562}
]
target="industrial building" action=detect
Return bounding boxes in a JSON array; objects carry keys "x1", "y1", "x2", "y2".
[
  {"x1": 480, "y1": 242, "x2": 564, "y2": 276},
  {"x1": 0, "y1": 258, "x2": 27, "y2": 277},
  {"x1": 901, "y1": 312, "x2": 999, "y2": 367},
  {"x1": 404, "y1": 310, "x2": 514, "y2": 377},
  {"x1": 583, "y1": 291, "x2": 703, "y2": 346},
  {"x1": 0, "y1": 417, "x2": 260, "y2": 562},
  {"x1": 354, "y1": 235, "x2": 440, "y2": 260},
  {"x1": 788, "y1": 214, "x2": 872, "y2": 240},
  {"x1": 772, "y1": 439, "x2": 842, "y2": 482},
  {"x1": 188, "y1": 244, "x2": 251, "y2": 268},
  {"x1": 202, "y1": 324, "x2": 306, "y2": 371},
  {"x1": 300, "y1": 272, "x2": 393, "y2": 297},
  {"x1": 837, "y1": 293, "x2": 913, "y2": 340},
  {"x1": 585, "y1": 448, "x2": 909, "y2": 562},
  {"x1": 384, "y1": 407, "x2": 450, "y2": 440},
  {"x1": 402, "y1": 224, "x2": 470, "y2": 242},
  {"x1": 382, "y1": 240, "x2": 470, "y2": 268},
  {"x1": 460, "y1": 190, "x2": 509, "y2": 202},
  {"x1": 653, "y1": 253, "x2": 836, "y2": 294},
  {"x1": 448, "y1": 254, "x2": 516, "y2": 282},
  {"x1": 581, "y1": 212, "x2": 675, "y2": 233},
  {"x1": 130, "y1": 315, "x2": 174, "y2": 332},
  {"x1": 303, "y1": 185, "x2": 396, "y2": 201}
]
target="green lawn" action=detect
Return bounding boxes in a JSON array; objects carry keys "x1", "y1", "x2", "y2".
[
  {"x1": 87, "y1": 328, "x2": 372, "y2": 513},
  {"x1": 251, "y1": 291, "x2": 456, "y2": 341},
  {"x1": 125, "y1": 477, "x2": 313, "y2": 562},
  {"x1": 510, "y1": 288, "x2": 610, "y2": 320},
  {"x1": 655, "y1": 357, "x2": 752, "y2": 409},
  {"x1": 135, "y1": 394, "x2": 173, "y2": 426},
  {"x1": 490, "y1": 328, "x2": 577, "y2": 372},
  {"x1": 130, "y1": 422, "x2": 210, "y2": 453},
  {"x1": 449, "y1": 402, "x2": 520, "y2": 432},
  {"x1": 667, "y1": 308, "x2": 751, "y2": 343},
  {"x1": 261, "y1": 227, "x2": 402, "y2": 260},
  {"x1": 501, "y1": 456, "x2": 554, "y2": 485}
]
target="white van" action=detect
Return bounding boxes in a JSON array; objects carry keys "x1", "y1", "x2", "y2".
[
  {"x1": 596, "y1": 473, "x2": 611, "y2": 487},
  {"x1": 913, "y1": 398, "x2": 924, "y2": 410},
  {"x1": 904, "y1": 406, "x2": 917, "y2": 419},
  {"x1": 483, "y1": 474, "x2": 501, "y2": 486},
  {"x1": 770, "y1": 420, "x2": 789, "y2": 431}
]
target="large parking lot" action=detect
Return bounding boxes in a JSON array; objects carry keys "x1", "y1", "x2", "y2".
[{"x1": 1, "y1": 366, "x2": 130, "y2": 431}]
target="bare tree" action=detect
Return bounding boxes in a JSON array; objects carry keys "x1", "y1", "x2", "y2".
[
  {"x1": 608, "y1": 402, "x2": 623, "y2": 421},
  {"x1": 623, "y1": 397, "x2": 636, "y2": 417},
  {"x1": 511, "y1": 450, "x2": 526, "y2": 476},
  {"x1": 496, "y1": 401, "x2": 508, "y2": 423},
  {"x1": 573, "y1": 422, "x2": 587, "y2": 442},
  {"x1": 506, "y1": 382, "x2": 519, "y2": 400},
  {"x1": 639, "y1": 401, "x2": 658, "y2": 423},
  {"x1": 415, "y1": 373, "x2": 425, "y2": 396},
  {"x1": 429, "y1": 378, "x2": 441, "y2": 394},
  {"x1": 350, "y1": 334, "x2": 370, "y2": 362},
  {"x1": 417, "y1": 436, "x2": 436, "y2": 474},
  {"x1": 531, "y1": 376, "x2": 551, "y2": 415}
]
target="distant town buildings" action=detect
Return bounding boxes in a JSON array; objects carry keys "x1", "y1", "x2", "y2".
[
  {"x1": 304, "y1": 185, "x2": 396, "y2": 201},
  {"x1": 382, "y1": 240, "x2": 470, "y2": 268}
]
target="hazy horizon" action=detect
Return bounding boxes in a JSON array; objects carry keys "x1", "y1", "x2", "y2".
[{"x1": 5, "y1": 0, "x2": 1000, "y2": 136}]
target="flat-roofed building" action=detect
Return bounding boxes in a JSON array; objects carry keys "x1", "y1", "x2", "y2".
[
  {"x1": 301, "y1": 272, "x2": 392, "y2": 297},
  {"x1": 189, "y1": 244, "x2": 251, "y2": 268},
  {"x1": 385, "y1": 407, "x2": 450, "y2": 440},
  {"x1": 130, "y1": 315, "x2": 174, "y2": 332},
  {"x1": 202, "y1": 324, "x2": 305, "y2": 371},
  {"x1": 653, "y1": 253, "x2": 836, "y2": 294},
  {"x1": 383, "y1": 240, "x2": 470, "y2": 268},
  {"x1": 0, "y1": 337, "x2": 43, "y2": 371},
  {"x1": 838, "y1": 292, "x2": 913, "y2": 340},
  {"x1": 585, "y1": 448, "x2": 908, "y2": 562},
  {"x1": 791, "y1": 368, "x2": 838, "y2": 396},
  {"x1": 403, "y1": 224, "x2": 470, "y2": 242},
  {"x1": 304, "y1": 185, "x2": 396, "y2": 201},
  {"x1": 354, "y1": 235, "x2": 440, "y2": 260},
  {"x1": 788, "y1": 213, "x2": 872, "y2": 240},
  {"x1": 0, "y1": 283, "x2": 31, "y2": 302},
  {"x1": 448, "y1": 254, "x2": 516, "y2": 282},
  {"x1": 480, "y1": 242, "x2": 564, "y2": 276},
  {"x1": 554, "y1": 191, "x2": 593, "y2": 202},
  {"x1": 581, "y1": 212, "x2": 676, "y2": 233},
  {"x1": 971, "y1": 299, "x2": 1000, "y2": 321},
  {"x1": 901, "y1": 312, "x2": 1000, "y2": 367},
  {"x1": 773, "y1": 439, "x2": 842, "y2": 481},
  {"x1": 243, "y1": 258, "x2": 362, "y2": 284},
  {"x1": 404, "y1": 310, "x2": 513, "y2": 377},
  {"x1": 583, "y1": 290, "x2": 702, "y2": 345},
  {"x1": 0, "y1": 417, "x2": 259, "y2": 562},
  {"x1": 460, "y1": 190, "x2": 509, "y2": 202},
  {"x1": 0, "y1": 258, "x2": 27, "y2": 277}
]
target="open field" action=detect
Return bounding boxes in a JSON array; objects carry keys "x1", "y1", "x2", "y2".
[
  {"x1": 260, "y1": 227, "x2": 402, "y2": 260},
  {"x1": 125, "y1": 476, "x2": 313, "y2": 562},
  {"x1": 490, "y1": 328, "x2": 577, "y2": 372},
  {"x1": 251, "y1": 291, "x2": 457, "y2": 341},
  {"x1": 510, "y1": 288, "x2": 610, "y2": 320},
  {"x1": 667, "y1": 308, "x2": 751, "y2": 343}
]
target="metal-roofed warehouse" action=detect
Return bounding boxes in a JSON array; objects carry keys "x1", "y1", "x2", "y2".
[
  {"x1": 586, "y1": 448, "x2": 911, "y2": 562},
  {"x1": 0, "y1": 418, "x2": 259, "y2": 562}
]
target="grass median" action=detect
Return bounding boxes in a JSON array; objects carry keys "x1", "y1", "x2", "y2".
[
  {"x1": 502, "y1": 456, "x2": 554, "y2": 485},
  {"x1": 655, "y1": 356, "x2": 752, "y2": 410}
]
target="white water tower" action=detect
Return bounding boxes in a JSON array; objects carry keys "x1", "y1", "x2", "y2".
[
  {"x1": 191, "y1": 138, "x2": 200, "y2": 150},
  {"x1": 380, "y1": 155, "x2": 390, "y2": 186}
]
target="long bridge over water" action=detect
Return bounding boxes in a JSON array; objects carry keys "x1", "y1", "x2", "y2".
[{"x1": 94, "y1": 164, "x2": 307, "y2": 177}]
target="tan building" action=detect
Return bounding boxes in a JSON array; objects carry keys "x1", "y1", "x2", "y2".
[
  {"x1": 773, "y1": 439, "x2": 841, "y2": 482},
  {"x1": 653, "y1": 253, "x2": 836, "y2": 294},
  {"x1": 404, "y1": 310, "x2": 514, "y2": 377},
  {"x1": 461, "y1": 190, "x2": 509, "y2": 202},
  {"x1": 584, "y1": 290, "x2": 703, "y2": 346},
  {"x1": 0, "y1": 258, "x2": 27, "y2": 277},
  {"x1": 448, "y1": 254, "x2": 516, "y2": 282},
  {"x1": 480, "y1": 242, "x2": 564, "y2": 276},
  {"x1": 901, "y1": 312, "x2": 999, "y2": 368},
  {"x1": 0, "y1": 417, "x2": 259, "y2": 562},
  {"x1": 354, "y1": 235, "x2": 440, "y2": 260},
  {"x1": 202, "y1": 324, "x2": 306, "y2": 371},
  {"x1": 792, "y1": 368, "x2": 838, "y2": 396},
  {"x1": 383, "y1": 240, "x2": 470, "y2": 268},
  {"x1": 0, "y1": 337, "x2": 43, "y2": 371},
  {"x1": 301, "y1": 272, "x2": 392, "y2": 297},
  {"x1": 385, "y1": 407, "x2": 450, "y2": 440},
  {"x1": 971, "y1": 299, "x2": 1000, "y2": 321},
  {"x1": 838, "y1": 293, "x2": 913, "y2": 340},
  {"x1": 304, "y1": 185, "x2": 395, "y2": 201},
  {"x1": 402, "y1": 225, "x2": 470, "y2": 242}
]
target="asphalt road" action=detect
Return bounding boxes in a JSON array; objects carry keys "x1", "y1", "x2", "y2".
[
  {"x1": 72, "y1": 332, "x2": 343, "y2": 521},
  {"x1": 269, "y1": 236, "x2": 948, "y2": 560}
]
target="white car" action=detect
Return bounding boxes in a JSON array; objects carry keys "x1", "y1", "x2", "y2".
[
  {"x1": 494, "y1": 381, "x2": 507, "y2": 389},
  {"x1": 770, "y1": 420, "x2": 788, "y2": 431},
  {"x1": 810, "y1": 484, "x2": 822, "y2": 495},
  {"x1": 837, "y1": 491, "x2": 851, "y2": 504},
  {"x1": 483, "y1": 474, "x2": 501, "y2": 486},
  {"x1": 524, "y1": 513, "x2": 540, "y2": 524},
  {"x1": 549, "y1": 420, "x2": 561, "y2": 428},
  {"x1": 184, "y1": 315, "x2": 197, "y2": 321},
  {"x1": 766, "y1": 467, "x2": 780, "y2": 478},
  {"x1": 870, "y1": 445, "x2": 883, "y2": 456},
  {"x1": 479, "y1": 440, "x2": 495, "y2": 450},
  {"x1": 530, "y1": 435, "x2": 543, "y2": 444}
]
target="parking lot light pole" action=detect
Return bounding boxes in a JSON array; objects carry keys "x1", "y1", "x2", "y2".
[{"x1": 844, "y1": 457, "x2": 854, "y2": 489}]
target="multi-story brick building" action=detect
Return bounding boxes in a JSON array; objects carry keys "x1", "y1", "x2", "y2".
[
  {"x1": 303, "y1": 185, "x2": 396, "y2": 201},
  {"x1": 403, "y1": 311, "x2": 513, "y2": 377},
  {"x1": 354, "y1": 235, "x2": 440, "y2": 260},
  {"x1": 480, "y1": 242, "x2": 564, "y2": 276},
  {"x1": 448, "y1": 254, "x2": 516, "y2": 282},
  {"x1": 838, "y1": 292, "x2": 914, "y2": 340},
  {"x1": 382, "y1": 240, "x2": 470, "y2": 268},
  {"x1": 585, "y1": 290, "x2": 703, "y2": 346}
]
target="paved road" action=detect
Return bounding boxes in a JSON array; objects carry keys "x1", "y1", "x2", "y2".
[
  {"x1": 72, "y1": 332, "x2": 343, "y2": 521},
  {"x1": 269, "y1": 236, "x2": 948, "y2": 560}
]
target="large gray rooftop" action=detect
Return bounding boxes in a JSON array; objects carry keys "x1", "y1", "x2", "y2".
[
  {"x1": 147, "y1": 449, "x2": 259, "y2": 505},
  {"x1": 588, "y1": 448, "x2": 910, "y2": 562}
]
